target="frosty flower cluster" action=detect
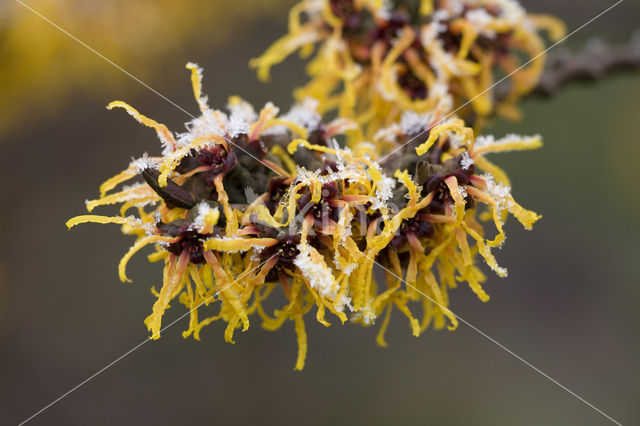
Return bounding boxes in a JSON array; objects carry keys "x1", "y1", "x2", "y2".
[
  {"x1": 252, "y1": 0, "x2": 564, "y2": 133},
  {"x1": 69, "y1": 0, "x2": 561, "y2": 369}
]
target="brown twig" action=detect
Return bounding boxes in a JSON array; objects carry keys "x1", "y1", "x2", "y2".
[
  {"x1": 532, "y1": 33, "x2": 640, "y2": 96},
  {"x1": 532, "y1": 32, "x2": 640, "y2": 96},
  {"x1": 494, "y1": 32, "x2": 640, "y2": 101}
]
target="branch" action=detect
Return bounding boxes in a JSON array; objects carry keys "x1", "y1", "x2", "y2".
[
  {"x1": 531, "y1": 32, "x2": 640, "y2": 97},
  {"x1": 492, "y1": 32, "x2": 640, "y2": 104}
]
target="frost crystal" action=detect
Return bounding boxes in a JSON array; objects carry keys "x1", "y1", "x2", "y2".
[
  {"x1": 460, "y1": 151, "x2": 474, "y2": 170},
  {"x1": 371, "y1": 170, "x2": 396, "y2": 213},
  {"x1": 466, "y1": 9, "x2": 497, "y2": 38},
  {"x1": 227, "y1": 109, "x2": 251, "y2": 138},
  {"x1": 226, "y1": 98, "x2": 258, "y2": 123},
  {"x1": 192, "y1": 202, "x2": 218, "y2": 232},
  {"x1": 400, "y1": 111, "x2": 432, "y2": 135},
  {"x1": 458, "y1": 185, "x2": 468, "y2": 199},
  {"x1": 294, "y1": 245, "x2": 336, "y2": 299},
  {"x1": 177, "y1": 109, "x2": 228, "y2": 152},
  {"x1": 475, "y1": 133, "x2": 542, "y2": 152},
  {"x1": 282, "y1": 97, "x2": 321, "y2": 130},
  {"x1": 351, "y1": 301, "x2": 376, "y2": 325},
  {"x1": 132, "y1": 153, "x2": 158, "y2": 172},
  {"x1": 482, "y1": 173, "x2": 514, "y2": 214},
  {"x1": 333, "y1": 293, "x2": 353, "y2": 313},
  {"x1": 377, "y1": 0, "x2": 393, "y2": 20}
]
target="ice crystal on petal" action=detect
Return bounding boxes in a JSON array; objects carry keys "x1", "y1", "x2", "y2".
[
  {"x1": 294, "y1": 244, "x2": 336, "y2": 299},
  {"x1": 132, "y1": 153, "x2": 158, "y2": 172},
  {"x1": 400, "y1": 111, "x2": 432, "y2": 135},
  {"x1": 460, "y1": 151, "x2": 474, "y2": 169},
  {"x1": 282, "y1": 97, "x2": 321, "y2": 130}
]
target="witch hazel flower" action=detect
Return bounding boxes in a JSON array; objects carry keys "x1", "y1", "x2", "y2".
[{"x1": 67, "y1": 0, "x2": 555, "y2": 370}]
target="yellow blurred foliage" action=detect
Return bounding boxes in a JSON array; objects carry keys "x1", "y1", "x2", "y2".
[{"x1": 0, "y1": 0, "x2": 291, "y2": 135}]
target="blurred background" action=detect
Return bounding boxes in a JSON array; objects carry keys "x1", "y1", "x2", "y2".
[{"x1": 1, "y1": 0, "x2": 639, "y2": 425}]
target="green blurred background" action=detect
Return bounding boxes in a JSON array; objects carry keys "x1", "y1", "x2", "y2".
[{"x1": 1, "y1": 1, "x2": 639, "y2": 425}]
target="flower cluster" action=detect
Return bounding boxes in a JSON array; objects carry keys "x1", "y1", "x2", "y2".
[
  {"x1": 251, "y1": 0, "x2": 564, "y2": 133},
  {"x1": 69, "y1": 0, "x2": 559, "y2": 370}
]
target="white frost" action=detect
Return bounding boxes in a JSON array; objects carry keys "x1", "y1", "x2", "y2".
[
  {"x1": 465, "y1": 8, "x2": 497, "y2": 38},
  {"x1": 294, "y1": 245, "x2": 336, "y2": 299},
  {"x1": 192, "y1": 202, "x2": 219, "y2": 232},
  {"x1": 281, "y1": 97, "x2": 322, "y2": 130},
  {"x1": 481, "y1": 173, "x2": 514, "y2": 215},
  {"x1": 131, "y1": 153, "x2": 159, "y2": 172},
  {"x1": 460, "y1": 151, "x2": 474, "y2": 169},
  {"x1": 475, "y1": 133, "x2": 542, "y2": 152},
  {"x1": 400, "y1": 111, "x2": 432, "y2": 135}
]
